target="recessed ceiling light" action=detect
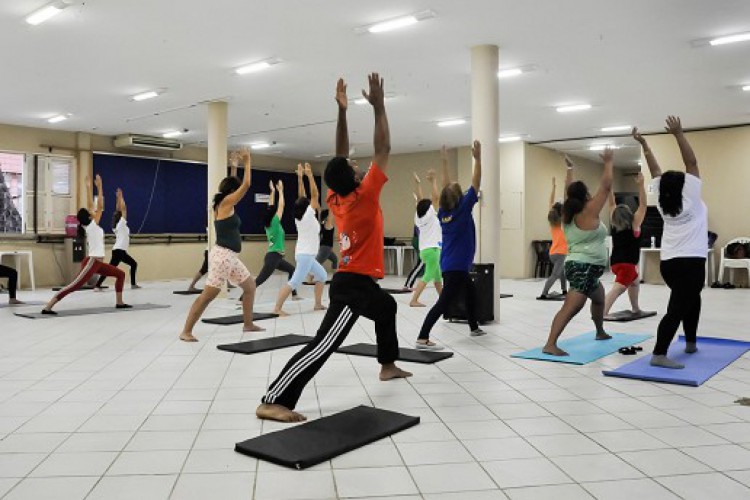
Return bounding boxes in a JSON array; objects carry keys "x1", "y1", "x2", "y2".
[
  {"x1": 250, "y1": 142, "x2": 271, "y2": 150},
  {"x1": 162, "y1": 130, "x2": 183, "y2": 138},
  {"x1": 356, "y1": 10, "x2": 436, "y2": 34},
  {"x1": 235, "y1": 58, "x2": 279, "y2": 75},
  {"x1": 600, "y1": 125, "x2": 631, "y2": 132},
  {"x1": 437, "y1": 119, "x2": 466, "y2": 128},
  {"x1": 498, "y1": 135, "x2": 523, "y2": 143},
  {"x1": 131, "y1": 90, "x2": 162, "y2": 101},
  {"x1": 47, "y1": 114, "x2": 69, "y2": 124},
  {"x1": 709, "y1": 32, "x2": 750, "y2": 46},
  {"x1": 589, "y1": 144, "x2": 620, "y2": 151},
  {"x1": 556, "y1": 104, "x2": 592, "y2": 113},
  {"x1": 26, "y1": 0, "x2": 72, "y2": 26}
]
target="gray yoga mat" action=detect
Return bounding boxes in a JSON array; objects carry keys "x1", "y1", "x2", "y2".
[{"x1": 14, "y1": 303, "x2": 170, "y2": 319}]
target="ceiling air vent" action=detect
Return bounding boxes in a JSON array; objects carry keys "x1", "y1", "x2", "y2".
[{"x1": 113, "y1": 134, "x2": 183, "y2": 151}]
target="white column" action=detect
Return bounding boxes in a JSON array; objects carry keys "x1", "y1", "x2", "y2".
[
  {"x1": 207, "y1": 101, "x2": 228, "y2": 293},
  {"x1": 471, "y1": 44, "x2": 500, "y2": 321}
]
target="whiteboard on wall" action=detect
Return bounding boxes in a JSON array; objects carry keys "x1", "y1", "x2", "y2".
[{"x1": 500, "y1": 191, "x2": 522, "y2": 229}]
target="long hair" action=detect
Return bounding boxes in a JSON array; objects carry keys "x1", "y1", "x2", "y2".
[
  {"x1": 563, "y1": 181, "x2": 589, "y2": 224},
  {"x1": 111, "y1": 210, "x2": 122, "y2": 230},
  {"x1": 212, "y1": 176, "x2": 241, "y2": 211},
  {"x1": 439, "y1": 183, "x2": 463, "y2": 212},
  {"x1": 610, "y1": 204, "x2": 634, "y2": 233},
  {"x1": 659, "y1": 171, "x2": 685, "y2": 217},
  {"x1": 294, "y1": 197, "x2": 311, "y2": 221},
  {"x1": 263, "y1": 206, "x2": 276, "y2": 228},
  {"x1": 548, "y1": 202, "x2": 562, "y2": 225},
  {"x1": 76, "y1": 208, "x2": 91, "y2": 239}
]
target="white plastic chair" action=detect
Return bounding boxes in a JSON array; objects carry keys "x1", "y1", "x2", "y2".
[{"x1": 718, "y1": 237, "x2": 750, "y2": 283}]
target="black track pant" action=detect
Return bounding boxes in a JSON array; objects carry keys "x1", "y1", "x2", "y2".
[
  {"x1": 654, "y1": 257, "x2": 705, "y2": 355},
  {"x1": 262, "y1": 272, "x2": 399, "y2": 410},
  {"x1": 418, "y1": 270, "x2": 478, "y2": 340},
  {"x1": 96, "y1": 249, "x2": 138, "y2": 287},
  {"x1": 0, "y1": 264, "x2": 18, "y2": 299},
  {"x1": 254, "y1": 251, "x2": 296, "y2": 296},
  {"x1": 404, "y1": 258, "x2": 425, "y2": 289}
]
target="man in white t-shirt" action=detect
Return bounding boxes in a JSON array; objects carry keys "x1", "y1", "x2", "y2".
[{"x1": 410, "y1": 169, "x2": 443, "y2": 310}]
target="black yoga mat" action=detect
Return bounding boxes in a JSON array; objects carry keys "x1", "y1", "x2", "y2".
[
  {"x1": 235, "y1": 405, "x2": 419, "y2": 469},
  {"x1": 499, "y1": 294, "x2": 513, "y2": 299},
  {"x1": 217, "y1": 334, "x2": 313, "y2": 354},
  {"x1": 537, "y1": 293, "x2": 566, "y2": 301},
  {"x1": 173, "y1": 289, "x2": 202, "y2": 295},
  {"x1": 51, "y1": 285, "x2": 108, "y2": 291},
  {"x1": 604, "y1": 310, "x2": 657, "y2": 322},
  {"x1": 381, "y1": 288, "x2": 411, "y2": 294},
  {"x1": 14, "y1": 303, "x2": 170, "y2": 319},
  {"x1": 303, "y1": 281, "x2": 331, "y2": 285},
  {"x1": 336, "y1": 343, "x2": 453, "y2": 364},
  {"x1": 202, "y1": 312, "x2": 278, "y2": 325}
]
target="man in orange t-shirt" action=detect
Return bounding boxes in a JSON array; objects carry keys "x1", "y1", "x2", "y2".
[{"x1": 257, "y1": 74, "x2": 412, "y2": 423}]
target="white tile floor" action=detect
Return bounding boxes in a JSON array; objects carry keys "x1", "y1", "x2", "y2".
[{"x1": 1, "y1": 274, "x2": 750, "y2": 499}]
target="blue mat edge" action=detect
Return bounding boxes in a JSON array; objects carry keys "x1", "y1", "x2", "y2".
[{"x1": 510, "y1": 332, "x2": 652, "y2": 365}]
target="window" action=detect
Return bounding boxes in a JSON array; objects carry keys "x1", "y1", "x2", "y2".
[
  {"x1": 33, "y1": 155, "x2": 75, "y2": 234},
  {"x1": 0, "y1": 152, "x2": 25, "y2": 234}
]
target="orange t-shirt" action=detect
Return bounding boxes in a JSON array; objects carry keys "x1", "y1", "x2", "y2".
[
  {"x1": 549, "y1": 224, "x2": 568, "y2": 255},
  {"x1": 327, "y1": 163, "x2": 387, "y2": 278}
]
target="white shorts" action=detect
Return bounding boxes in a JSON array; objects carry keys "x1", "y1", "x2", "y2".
[{"x1": 206, "y1": 245, "x2": 252, "y2": 289}]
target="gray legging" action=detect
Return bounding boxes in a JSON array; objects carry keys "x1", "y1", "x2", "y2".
[
  {"x1": 256, "y1": 252, "x2": 296, "y2": 292},
  {"x1": 316, "y1": 245, "x2": 338, "y2": 270},
  {"x1": 541, "y1": 254, "x2": 567, "y2": 296}
]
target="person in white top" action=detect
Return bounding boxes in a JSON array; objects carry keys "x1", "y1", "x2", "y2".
[
  {"x1": 410, "y1": 169, "x2": 443, "y2": 308},
  {"x1": 273, "y1": 163, "x2": 327, "y2": 316},
  {"x1": 95, "y1": 188, "x2": 140, "y2": 290},
  {"x1": 42, "y1": 175, "x2": 130, "y2": 314},
  {"x1": 635, "y1": 116, "x2": 708, "y2": 369}
]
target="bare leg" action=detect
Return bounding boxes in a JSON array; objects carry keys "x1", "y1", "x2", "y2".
[
  {"x1": 256, "y1": 403, "x2": 307, "y2": 422},
  {"x1": 543, "y1": 291, "x2": 587, "y2": 355},
  {"x1": 180, "y1": 285, "x2": 221, "y2": 342},
  {"x1": 115, "y1": 291, "x2": 127, "y2": 306},
  {"x1": 410, "y1": 281, "x2": 428, "y2": 307},
  {"x1": 273, "y1": 284, "x2": 294, "y2": 316},
  {"x1": 239, "y1": 276, "x2": 264, "y2": 333},
  {"x1": 43, "y1": 296, "x2": 60, "y2": 312},
  {"x1": 590, "y1": 284, "x2": 611, "y2": 340},
  {"x1": 604, "y1": 282, "x2": 627, "y2": 316},
  {"x1": 627, "y1": 281, "x2": 642, "y2": 313},
  {"x1": 313, "y1": 281, "x2": 326, "y2": 310}
]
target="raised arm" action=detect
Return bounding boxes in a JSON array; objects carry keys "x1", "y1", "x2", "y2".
[
  {"x1": 633, "y1": 172, "x2": 647, "y2": 230},
  {"x1": 440, "y1": 145, "x2": 451, "y2": 187},
  {"x1": 426, "y1": 169, "x2": 439, "y2": 207},
  {"x1": 549, "y1": 177, "x2": 557, "y2": 209},
  {"x1": 304, "y1": 163, "x2": 320, "y2": 211},
  {"x1": 362, "y1": 73, "x2": 390, "y2": 171},
  {"x1": 664, "y1": 115, "x2": 699, "y2": 178},
  {"x1": 608, "y1": 186, "x2": 616, "y2": 217},
  {"x1": 335, "y1": 78, "x2": 349, "y2": 157},
  {"x1": 275, "y1": 180, "x2": 285, "y2": 219},
  {"x1": 564, "y1": 155, "x2": 575, "y2": 194},
  {"x1": 92, "y1": 175, "x2": 103, "y2": 224},
  {"x1": 471, "y1": 140, "x2": 482, "y2": 191},
  {"x1": 223, "y1": 148, "x2": 252, "y2": 207},
  {"x1": 413, "y1": 172, "x2": 424, "y2": 204},
  {"x1": 584, "y1": 147, "x2": 614, "y2": 216},
  {"x1": 296, "y1": 163, "x2": 306, "y2": 199},
  {"x1": 229, "y1": 151, "x2": 239, "y2": 178},
  {"x1": 632, "y1": 127, "x2": 662, "y2": 179},
  {"x1": 116, "y1": 188, "x2": 127, "y2": 220}
]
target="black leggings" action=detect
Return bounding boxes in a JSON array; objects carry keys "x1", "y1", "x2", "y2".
[
  {"x1": 654, "y1": 257, "x2": 705, "y2": 355},
  {"x1": 0, "y1": 264, "x2": 18, "y2": 299},
  {"x1": 255, "y1": 252, "x2": 297, "y2": 295},
  {"x1": 96, "y1": 249, "x2": 138, "y2": 287},
  {"x1": 418, "y1": 270, "x2": 478, "y2": 339}
]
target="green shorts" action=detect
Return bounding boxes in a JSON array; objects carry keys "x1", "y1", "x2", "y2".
[
  {"x1": 420, "y1": 247, "x2": 442, "y2": 283},
  {"x1": 564, "y1": 260, "x2": 605, "y2": 296}
]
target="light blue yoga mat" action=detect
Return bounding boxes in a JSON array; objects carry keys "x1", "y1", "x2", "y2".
[
  {"x1": 602, "y1": 336, "x2": 750, "y2": 387},
  {"x1": 511, "y1": 332, "x2": 651, "y2": 365}
]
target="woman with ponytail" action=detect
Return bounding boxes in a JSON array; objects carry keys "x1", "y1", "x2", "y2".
[
  {"x1": 95, "y1": 188, "x2": 140, "y2": 290},
  {"x1": 634, "y1": 117, "x2": 707, "y2": 369},
  {"x1": 179, "y1": 148, "x2": 263, "y2": 341},
  {"x1": 42, "y1": 175, "x2": 129, "y2": 313},
  {"x1": 538, "y1": 174, "x2": 568, "y2": 299},
  {"x1": 542, "y1": 149, "x2": 614, "y2": 356},
  {"x1": 253, "y1": 179, "x2": 298, "y2": 292}
]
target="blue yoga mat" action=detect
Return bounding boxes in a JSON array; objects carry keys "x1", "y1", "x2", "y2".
[
  {"x1": 511, "y1": 332, "x2": 651, "y2": 365},
  {"x1": 602, "y1": 336, "x2": 750, "y2": 387}
]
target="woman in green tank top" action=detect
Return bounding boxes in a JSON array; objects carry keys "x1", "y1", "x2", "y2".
[
  {"x1": 543, "y1": 149, "x2": 614, "y2": 356},
  {"x1": 254, "y1": 180, "x2": 297, "y2": 291}
]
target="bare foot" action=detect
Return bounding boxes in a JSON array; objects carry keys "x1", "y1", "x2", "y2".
[
  {"x1": 410, "y1": 301, "x2": 426, "y2": 307},
  {"x1": 314, "y1": 304, "x2": 327, "y2": 311},
  {"x1": 179, "y1": 332, "x2": 198, "y2": 342},
  {"x1": 379, "y1": 363, "x2": 413, "y2": 381},
  {"x1": 8, "y1": 299, "x2": 24, "y2": 305},
  {"x1": 543, "y1": 345, "x2": 569, "y2": 356},
  {"x1": 274, "y1": 309, "x2": 290, "y2": 317},
  {"x1": 596, "y1": 332, "x2": 612, "y2": 340},
  {"x1": 256, "y1": 403, "x2": 307, "y2": 422},
  {"x1": 243, "y1": 324, "x2": 265, "y2": 332}
]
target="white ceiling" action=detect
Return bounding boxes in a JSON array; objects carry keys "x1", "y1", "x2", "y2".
[{"x1": 2, "y1": 0, "x2": 750, "y2": 166}]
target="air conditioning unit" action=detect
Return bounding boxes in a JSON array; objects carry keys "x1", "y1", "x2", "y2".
[{"x1": 113, "y1": 134, "x2": 183, "y2": 151}]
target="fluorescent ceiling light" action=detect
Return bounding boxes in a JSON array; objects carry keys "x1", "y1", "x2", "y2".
[
  {"x1": 437, "y1": 119, "x2": 466, "y2": 127},
  {"x1": 498, "y1": 135, "x2": 522, "y2": 143},
  {"x1": 26, "y1": 1, "x2": 72, "y2": 26},
  {"x1": 743, "y1": 85, "x2": 750, "y2": 92},
  {"x1": 709, "y1": 32, "x2": 750, "y2": 46},
  {"x1": 357, "y1": 10, "x2": 436, "y2": 34},
  {"x1": 556, "y1": 104, "x2": 592, "y2": 113},
  {"x1": 497, "y1": 68, "x2": 523, "y2": 79},
  {"x1": 162, "y1": 130, "x2": 182, "y2": 138},
  {"x1": 600, "y1": 125, "x2": 631, "y2": 132},
  {"x1": 250, "y1": 142, "x2": 271, "y2": 150},
  {"x1": 47, "y1": 114, "x2": 69, "y2": 123},
  {"x1": 589, "y1": 144, "x2": 620, "y2": 151},
  {"x1": 131, "y1": 90, "x2": 161, "y2": 101},
  {"x1": 235, "y1": 58, "x2": 279, "y2": 75}
]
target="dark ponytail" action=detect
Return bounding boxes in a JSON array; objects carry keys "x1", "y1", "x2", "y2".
[
  {"x1": 659, "y1": 171, "x2": 685, "y2": 217},
  {"x1": 213, "y1": 176, "x2": 241, "y2": 210},
  {"x1": 294, "y1": 197, "x2": 311, "y2": 221},
  {"x1": 111, "y1": 210, "x2": 122, "y2": 230},
  {"x1": 548, "y1": 202, "x2": 562, "y2": 225},
  {"x1": 563, "y1": 181, "x2": 589, "y2": 225},
  {"x1": 76, "y1": 208, "x2": 91, "y2": 240}
]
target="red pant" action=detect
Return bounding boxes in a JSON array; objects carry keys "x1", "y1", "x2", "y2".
[{"x1": 54, "y1": 257, "x2": 125, "y2": 301}]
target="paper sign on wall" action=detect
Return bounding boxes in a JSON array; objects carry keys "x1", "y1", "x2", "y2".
[{"x1": 255, "y1": 193, "x2": 270, "y2": 203}]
